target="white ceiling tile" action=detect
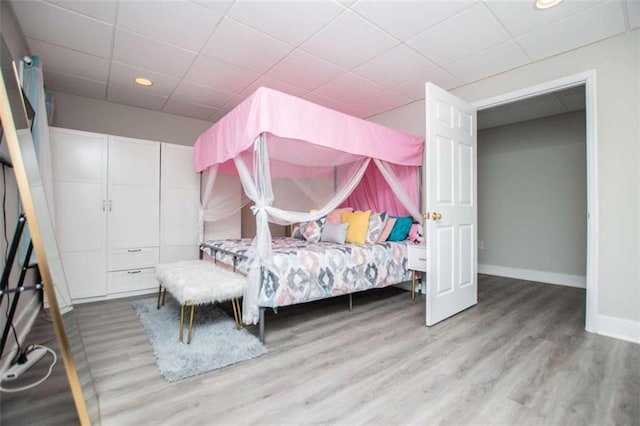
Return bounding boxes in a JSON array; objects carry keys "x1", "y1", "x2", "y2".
[
  {"x1": 107, "y1": 84, "x2": 168, "y2": 110},
  {"x1": 221, "y1": 95, "x2": 247, "y2": 111},
  {"x1": 393, "y1": 68, "x2": 462, "y2": 100},
  {"x1": 26, "y1": 37, "x2": 109, "y2": 82},
  {"x1": 228, "y1": 1, "x2": 345, "y2": 46},
  {"x1": 554, "y1": 86, "x2": 586, "y2": 111},
  {"x1": 117, "y1": 2, "x2": 222, "y2": 51},
  {"x1": 43, "y1": 70, "x2": 107, "y2": 100},
  {"x1": 113, "y1": 29, "x2": 197, "y2": 79},
  {"x1": 517, "y1": 1, "x2": 627, "y2": 61},
  {"x1": 313, "y1": 72, "x2": 385, "y2": 104},
  {"x1": 501, "y1": 93, "x2": 568, "y2": 123},
  {"x1": 265, "y1": 50, "x2": 346, "y2": 90},
  {"x1": 477, "y1": 109, "x2": 515, "y2": 130},
  {"x1": 44, "y1": 0, "x2": 118, "y2": 24},
  {"x1": 239, "y1": 76, "x2": 309, "y2": 98},
  {"x1": 11, "y1": 0, "x2": 113, "y2": 58},
  {"x1": 353, "y1": 90, "x2": 413, "y2": 117},
  {"x1": 208, "y1": 97, "x2": 244, "y2": 122},
  {"x1": 173, "y1": 81, "x2": 235, "y2": 108},
  {"x1": 628, "y1": 0, "x2": 640, "y2": 29},
  {"x1": 303, "y1": 92, "x2": 367, "y2": 118},
  {"x1": 336, "y1": 0, "x2": 357, "y2": 7},
  {"x1": 109, "y1": 62, "x2": 179, "y2": 97},
  {"x1": 162, "y1": 99, "x2": 219, "y2": 121},
  {"x1": 353, "y1": 44, "x2": 437, "y2": 88},
  {"x1": 445, "y1": 40, "x2": 530, "y2": 84},
  {"x1": 202, "y1": 18, "x2": 294, "y2": 73},
  {"x1": 353, "y1": 0, "x2": 474, "y2": 41},
  {"x1": 208, "y1": 110, "x2": 228, "y2": 123},
  {"x1": 300, "y1": 10, "x2": 399, "y2": 70},
  {"x1": 406, "y1": 3, "x2": 510, "y2": 66},
  {"x1": 184, "y1": 55, "x2": 260, "y2": 92},
  {"x1": 192, "y1": 0, "x2": 235, "y2": 15},
  {"x1": 485, "y1": 0, "x2": 607, "y2": 38}
]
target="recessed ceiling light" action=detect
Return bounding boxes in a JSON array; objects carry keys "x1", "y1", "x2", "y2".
[
  {"x1": 535, "y1": 0, "x2": 563, "y2": 9},
  {"x1": 134, "y1": 77, "x2": 153, "y2": 86}
]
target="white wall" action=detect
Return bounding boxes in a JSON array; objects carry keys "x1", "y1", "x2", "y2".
[
  {"x1": 50, "y1": 91, "x2": 213, "y2": 147},
  {"x1": 0, "y1": 1, "x2": 29, "y2": 59},
  {"x1": 368, "y1": 30, "x2": 640, "y2": 328},
  {"x1": 0, "y1": 2, "x2": 40, "y2": 371},
  {"x1": 477, "y1": 111, "x2": 587, "y2": 285}
]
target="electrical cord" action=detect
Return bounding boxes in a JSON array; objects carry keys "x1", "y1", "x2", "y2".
[{"x1": 0, "y1": 344, "x2": 57, "y2": 393}]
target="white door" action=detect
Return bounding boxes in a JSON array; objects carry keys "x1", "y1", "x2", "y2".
[
  {"x1": 50, "y1": 128, "x2": 108, "y2": 299},
  {"x1": 425, "y1": 83, "x2": 477, "y2": 326},
  {"x1": 107, "y1": 136, "x2": 160, "y2": 254},
  {"x1": 160, "y1": 143, "x2": 200, "y2": 263}
]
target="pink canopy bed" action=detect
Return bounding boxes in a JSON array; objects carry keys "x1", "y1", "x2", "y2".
[{"x1": 194, "y1": 87, "x2": 424, "y2": 342}]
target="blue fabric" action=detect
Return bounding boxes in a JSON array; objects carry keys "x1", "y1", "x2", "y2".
[{"x1": 387, "y1": 216, "x2": 413, "y2": 241}]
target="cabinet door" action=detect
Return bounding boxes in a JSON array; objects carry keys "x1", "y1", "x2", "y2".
[
  {"x1": 160, "y1": 143, "x2": 200, "y2": 263},
  {"x1": 107, "y1": 136, "x2": 160, "y2": 252},
  {"x1": 50, "y1": 127, "x2": 108, "y2": 299}
]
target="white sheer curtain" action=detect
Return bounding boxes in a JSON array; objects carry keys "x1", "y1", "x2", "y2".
[
  {"x1": 373, "y1": 159, "x2": 423, "y2": 224},
  {"x1": 234, "y1": 134, "x2": 371, "y2": 324},
  {"x1": 198, "y1": 164, "x2": 249, "y2": 243}
]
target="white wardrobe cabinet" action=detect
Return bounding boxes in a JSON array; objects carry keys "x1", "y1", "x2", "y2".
[
  {"x1": 50, "y1": 128, "x2": 108, "y2": 299},
  {"x1": 51, "y1": 127, "x2": 192, "y2": 302},
  {"x1": 106, "y1": 136, "x2": 160, "y2": 294},
  {"x1": 160, "y1": 143, "x2": 200, "y2": 263}
]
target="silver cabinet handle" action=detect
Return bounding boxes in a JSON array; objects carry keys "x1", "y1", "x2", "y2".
[
  {"x1": 127, "y1": 270, "x2": 142, "y2": 274},
  {"x1": 102, "y1": 200, "x2": 106, "y2": 211},
  {"x1": 127, "y1": 249, "x2": 142, "y2": 253},
  {"x1": 109, "y1": 200, "x2": 112, "y2": 211}
]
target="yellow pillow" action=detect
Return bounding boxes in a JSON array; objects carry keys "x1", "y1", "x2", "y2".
[{"x1": 341, "y1": 210, "x2": 371, "y2": 244}]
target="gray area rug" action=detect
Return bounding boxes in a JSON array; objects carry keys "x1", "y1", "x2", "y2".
[{"x1": 133, "y1": 299, "x2": 266, "y2": 382}]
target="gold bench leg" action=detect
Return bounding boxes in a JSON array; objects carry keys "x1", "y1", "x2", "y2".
[
  {"x1": 231, "y1": 298, "x2": 243, "y2": 329},
  {"x1": 157, "y1": 284, "x2": 163, "y2": 309},
  {"x1": 187, "y1": 303, "x2": 195, "y2": 344},
  {"x1": 179, "y1": 304, "x2": 185, "y2": 343},
  {"x1": 411, "y1": 270, "x2": 416, "y2": 301}
]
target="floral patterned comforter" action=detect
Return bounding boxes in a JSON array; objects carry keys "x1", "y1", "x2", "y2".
[{"x1": 200, "y1": 238, "x2": 410, "y2": 308}]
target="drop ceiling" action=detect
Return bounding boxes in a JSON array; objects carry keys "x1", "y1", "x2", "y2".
[
  {"x1": 478, "y1": 85, "x2": 586, "y2": 130},
  {"x1": 9, "y1": 0, "x2": 639, "y2": 123}
]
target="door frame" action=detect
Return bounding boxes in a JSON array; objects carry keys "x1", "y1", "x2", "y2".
[{"x1": 471, "y1": 70, "x2": 598, "y2": 333}]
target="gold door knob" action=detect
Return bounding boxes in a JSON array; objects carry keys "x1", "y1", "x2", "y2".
[{"x1": 432, "y1": 212, "x2": 442, "y2": 221}]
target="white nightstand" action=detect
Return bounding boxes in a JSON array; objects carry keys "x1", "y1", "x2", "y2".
[{"x1": 407, "y1": 243, "x2": 426, "y2": 301}]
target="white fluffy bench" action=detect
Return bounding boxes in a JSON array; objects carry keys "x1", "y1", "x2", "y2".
[{"x1": 155, "y1": 260, "x2": 246, "y2": 344}]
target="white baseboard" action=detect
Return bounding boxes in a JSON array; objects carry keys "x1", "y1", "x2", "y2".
[
  {"x1": 592, "y1": 314, "x2": 640, "y2": 344},
  {"x1": 478, "y1": 264, "x2": 586, "y2": 288},
  {"x1": 71, "y1": 287, "x2": 157, "y2": 305},
  {"x1": 0, "y1": 295, "x2": 41, "y2": 375}
]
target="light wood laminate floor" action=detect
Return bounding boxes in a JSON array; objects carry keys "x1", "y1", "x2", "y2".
[{"x1": 2, "y1": 275, "x2": 639, "y2": 425}]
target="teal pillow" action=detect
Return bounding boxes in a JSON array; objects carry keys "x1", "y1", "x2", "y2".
[{"x1": 387, "y1": 216, "x2": 413, "y2": 241}]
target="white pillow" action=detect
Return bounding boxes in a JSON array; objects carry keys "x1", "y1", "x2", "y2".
[{"x1": 320, "y1": 222, "x2": 349, "y2": 244}]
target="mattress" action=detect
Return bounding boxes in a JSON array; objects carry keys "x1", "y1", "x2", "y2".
[{"x1": 200, "y1": 237, "x2": 411, "y2": 308}]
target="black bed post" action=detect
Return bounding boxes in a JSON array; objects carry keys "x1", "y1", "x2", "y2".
[{"x1": 259, "y1": 307, "x2": 265, "y2": 343}]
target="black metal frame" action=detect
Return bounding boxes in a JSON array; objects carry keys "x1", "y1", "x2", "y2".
[{"x1": 0, "y1": 214, "x2": 40, "y2": 359}]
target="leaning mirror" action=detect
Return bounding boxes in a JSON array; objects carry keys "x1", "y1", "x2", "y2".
[{"x1": 0, "y1": 34, "x2": 100, "y2": 424}]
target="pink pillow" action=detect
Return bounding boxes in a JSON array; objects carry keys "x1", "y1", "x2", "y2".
[
  {"x1": 407, "y1": 223, "x2": 420, "y2": 242},
  {"x1": 326, "y1": 207, "x2": 353, "y2": 224},
  {"x1": 377, "y1": 217, "x2": 396, "y2": 243}
]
